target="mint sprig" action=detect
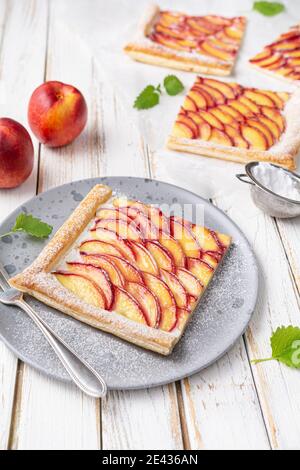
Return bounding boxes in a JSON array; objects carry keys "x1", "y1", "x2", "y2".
[
  {"x1": 0, "y1": 213, "x2": 53, "y2": 239},
  {"x1": 252, "y1": 326, "x2": 300, "y2": 368},
  {"x1": 134, "y1": 75, "x2": 184, "y2": 110},
  {"x1": 133, "y1": 85, "x2": 161, "y2": 110},
  {"x1": 253, "y1": 1, "x2": 285, "y2": 16},
  {"x1": 164, "y1": 75, "x2": 184, "y2": 96}
]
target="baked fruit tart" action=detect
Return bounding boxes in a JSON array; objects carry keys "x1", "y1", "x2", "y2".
[
  {"x1": 167, "y1": 76, "x2": 300, "y2": 169},
  {"x1": 10, "y1": 184, "x2": 231, "y2": 355},
  {"x1": 249, "y1": 24, "x2": 300, "y2": 83},
  {"x1": 124, "y1": 4, "x2": 246, "y2": 75}
]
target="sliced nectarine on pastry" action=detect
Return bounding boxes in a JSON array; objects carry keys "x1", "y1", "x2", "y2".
[
  {"x1": 100, "y1": 254, "x2": 143, "y2": 283},
  {"x1": 112, "y1": 286, "x2": 147, "y2": 325},
  {"x1": 80, "y1": 253, "x2": 125, "y2": 287},
  {"x1": 170, "y1": 219, "x2": 201, "y2": 258},
  {"x1": 224, "y1": 125, "x2": 248, "y2": 148},
  {"x1": 172, "y1": 121, "x2": 195, "y2": 139},
  {"x1": 79, "y1": 240, "x2": 123, "y2": 257},
  {"x1": 142, "y1": 272, "x2": 177, "y2": 332},
  {"x1": 241, "y1": 125, "x2": 268, "y2": 150},
  {"x1": 261, "y1": 107, "x2": 285, "y2": 132},
  {"x1": 145, "y1": 240, "x2": 175, "y2": 272},
  {"x1": 128, "y1": 241, "x2": 159, "y2": 275},
  {"x1": 186, "y1": 258, "x2": 214, "y2": 286},
  {"x1": 246, "y1": 119, "x2": 274, "y2": 147},
  {"x1": 160, "y1": 269, "x2": 188, "y2": 309},
  {"x1": 90, "y1": 227, "x2": 135, "y2": 262},
  {"x1": 159, "y1": 233, "x2": 186, "y2": 267},
  {"x1": 209, "y1": 128, "x2": 233, "y2": 147},
  {"x1": 54, "y1": 272, "x2": 106, "y2": 308},
  {"x1": 66, "y1": 262, "x2": 113, "y2": 309},
  {"x1": 176, "y1": 268, "x2": 203, "y2": 297},
  {"x1": 96, "y1": 218, "x2": 142, "y2": 242},
  {"x1": 126, "y1": 281, "x2": 160, "y2": 328},
  {"x1": 95, "y1": 208, "x2": 130, "y2": 222}
]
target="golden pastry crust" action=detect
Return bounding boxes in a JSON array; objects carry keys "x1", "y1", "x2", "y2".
[
  {"x1": 9, "y1": 184, "x2": 231, "y2": 355},
  {"x1": 167, "y1": 78, "x2": 300, "y2": 170},
  {"x1": 124, "y1": 4, "x2": 245, "y2": 75}
]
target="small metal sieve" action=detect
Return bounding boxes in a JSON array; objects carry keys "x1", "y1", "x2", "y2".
[{"x1": 236, "y1": 162, "x2": 300, "y2": 218}]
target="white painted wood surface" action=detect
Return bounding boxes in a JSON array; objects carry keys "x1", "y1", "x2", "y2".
[{"x1": 1, "y1": 0, "x2": 300, "y2": 450}]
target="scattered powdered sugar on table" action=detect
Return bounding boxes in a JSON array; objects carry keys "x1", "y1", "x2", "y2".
[{"x1": 252, "y1": 163, "x2": 300, "y2": 201}]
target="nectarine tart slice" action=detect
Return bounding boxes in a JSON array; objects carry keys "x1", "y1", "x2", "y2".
[
  {"x1": 124, "y1": 4, "x2": 246, "y2": 75},
  {"x1": 10, "y1": 185, "x2": 231, "y2": 355},
  {"x1": 249, "y1": 24, "x2": 300, "y2": 83},
  {"x1": 167, "y1": 76, "x2": 300, "y2": 169}
]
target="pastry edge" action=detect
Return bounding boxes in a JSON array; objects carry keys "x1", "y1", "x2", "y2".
[
  {"x1": 124, "y1": 44, "x2": 232, "y2": 75},
  {"x1": 167, "y1": 136, "x2": 296, "y2": 169},
  {"x1": 249, "y1": 62, "x2": 300, "y2": 86}
]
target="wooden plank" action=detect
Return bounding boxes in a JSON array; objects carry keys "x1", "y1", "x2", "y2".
[
  {"x1": 152, "y1": 157, "x2": 270, "y2": 449},
  {"x1": 276, "y1": 218, "x2": 300, "y2": 292},
  {"x1": 102, "y1": 385, "x2": 182, "y2": 450},
  {"x1": 11, "y1": 3, "x2": 101, "y2": 450},
  {"x1": 13, "y1": 367, "x2": 100, "y2": 450},
  {"x1": 0, "y1": 0, "x2": 47, "y2": 450}
]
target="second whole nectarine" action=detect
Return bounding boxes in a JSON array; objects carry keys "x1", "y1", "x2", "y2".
[
  {"x1": 28, "y1": 81, "x2": 87, "y2": 147},
  {"x1": 0, "y1": 117, "x2": 34, "y2": 189}
]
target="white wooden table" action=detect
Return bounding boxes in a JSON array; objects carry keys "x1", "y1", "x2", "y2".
[{"x1": 1, "y1": 0, "x2": 300, "y2": 450}]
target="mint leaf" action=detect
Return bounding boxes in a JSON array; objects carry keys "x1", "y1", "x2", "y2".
[
  {"x1": 163, "y1": 75, "x2": 184, "y2": 96},
  {"x1": 252, "y1": 326, "x2": 300, "y2": 368},
  {"x1": 253, "y1": 1, "x2": 285, "y2": 16},
  {"x1": 11, "y1": 213, "x2": 53, "y2": 238},
  {"x1": 133, "y1": 85, "x2": 160, "y2": 110}
]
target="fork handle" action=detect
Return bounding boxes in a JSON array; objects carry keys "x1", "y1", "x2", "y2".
[{"x1": 15, "y1": 299, "x2": 107, "y2": 398}]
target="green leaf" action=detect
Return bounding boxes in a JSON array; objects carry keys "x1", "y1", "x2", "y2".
[
  {"x1": 163, "y1": 75, "x2": 184, "y2": 96},
  {"x1": 252, "y1": 326, "x2": 300, "y2": 368},
  {"x1": 133, "y1": 85, "x2": 160, "y2": 110},
  {"x1": 253, "y1": 1, "x2": 285, "y2": 16},
  {"x1": 11, "y1": 213, "x2": 53, "y2": 238}
]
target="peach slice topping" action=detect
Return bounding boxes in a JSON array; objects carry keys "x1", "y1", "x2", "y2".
[
  {"x1": 79, "y1": 240, "x2": 123, "y2": 257},
  {"x1": 54, "y1": 272, "x2": 106, "y2": 308},
  {"x1": 66, "y1": 262, "x2": 113, "y2": 309},
  {"x1": 80, "y1": 253, "x2": 125, "y2": 287},
  {"x1": 149, "y1": 10, "x2": 245, "y2": 59},
  {"x1": 145, "y1": 240, "x2": 175, "y2": 272},
  {"x1": 90, "y1": 227, "x2": 135, "y2": 262},
  {"x1": 126, "y1": 281, "x2": 160, "y2": 328},
  {"x1": 112, "y1": 286, "x2": 148, "y2": 326},
  {"x1": 142, "y1": 272, "x2": 177, "y2": 332}
]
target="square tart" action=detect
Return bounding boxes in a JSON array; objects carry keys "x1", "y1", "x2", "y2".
[
  {"x1": 124, "y1": 4, "x2": 246, "y2": 75},
  {"x1": 167, "y1": 76, "x2": 300, "y2": 170},
  {"x1": 249, "y1": 24, "x2": 300, "y2": 83},
  {"x1": 10, "y1": 184, "x2": 231, "y2": 356}
]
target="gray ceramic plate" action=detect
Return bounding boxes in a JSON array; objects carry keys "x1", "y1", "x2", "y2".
[{"x1": 0, "y1": 177, "x2": 258, "y2": 390}]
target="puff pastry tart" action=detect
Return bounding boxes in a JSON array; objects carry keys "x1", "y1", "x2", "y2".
[
  {"x1": 10, "y1": 184, "x2": 231, "y2": 355},
  {"x1": 124, "y1": 4, "x2": 246, "y2": 75},
  {"x1": 167, "y1": 76, "x2": 300, "y2": 169},
  {"x1": 249, "y1": 24, "x2": 300, "y2": 83}
]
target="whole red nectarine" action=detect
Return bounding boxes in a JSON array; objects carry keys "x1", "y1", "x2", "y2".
[
  {"x1": 28, "y1": 81, "x2": 87, "y2": 147},
  {"x1": 0, "y1": 118, "x2": 34, "y2": 189}
]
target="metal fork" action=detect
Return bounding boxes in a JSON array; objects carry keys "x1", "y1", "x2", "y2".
[{"x1": 0, "y1": 263, "x2": 107, "y2": 398}]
